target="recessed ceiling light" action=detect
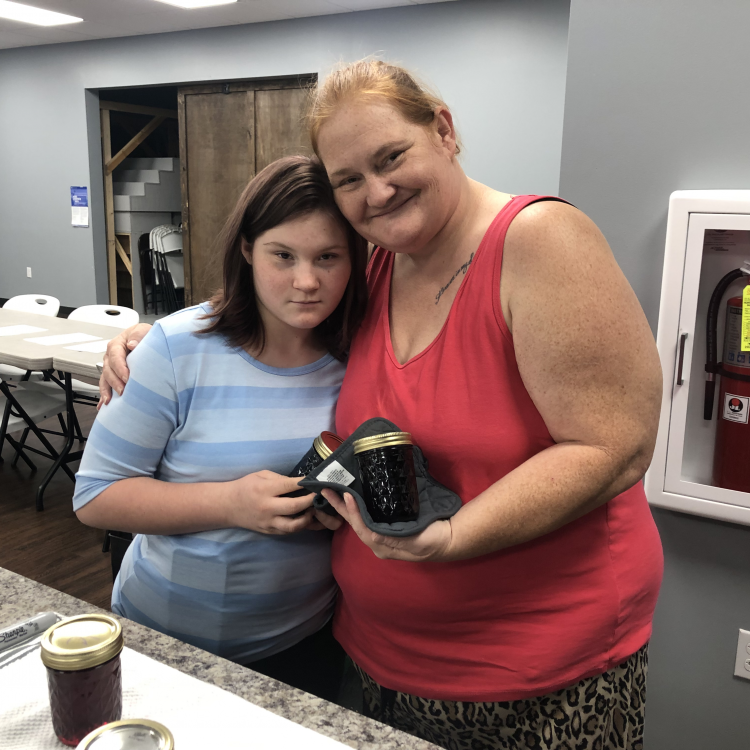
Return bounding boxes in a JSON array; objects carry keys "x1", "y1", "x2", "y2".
[
  {"x1": 151, "y1": 0, "x2": 238, "y2": 8},
  {"x1": 0, "y1": 0, "x2": 82, "y2": 26}
]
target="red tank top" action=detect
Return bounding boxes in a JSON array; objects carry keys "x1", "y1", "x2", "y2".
[{"x1": 331, "y1": 196, "x2": 663, "y2": 701}]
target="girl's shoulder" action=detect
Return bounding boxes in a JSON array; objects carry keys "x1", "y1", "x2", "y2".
[
  {"x1": 154, "y1": 303, "x2": 214, "y2": 336},
  {"x1": 153, "y1": 304, "x2": 228, "y2": 353},
  {"x1": 132, "y1": 305, "x2": 234, "y2": 381}
]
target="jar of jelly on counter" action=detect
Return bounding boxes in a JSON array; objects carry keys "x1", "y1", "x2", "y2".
[
  {"x1": 40, "y1": 614, "x2": 124, "y2": 747},
  {"x1": 353, "y1": 432, "x2": 420, "y2": 523},
  {"x1": 286, "y1": 431, "x2": 344, "y2": 497}
]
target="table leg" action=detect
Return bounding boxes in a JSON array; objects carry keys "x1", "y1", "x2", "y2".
[
  {"x1": 0, "y1": 389, "x2": 13, "y2": 462},
  {"x1": 0, "y1": 380, "x2": 54, "y2": 474},
  {"x1": 35, "y1": 373, "x2": 76, "y2": 512}
]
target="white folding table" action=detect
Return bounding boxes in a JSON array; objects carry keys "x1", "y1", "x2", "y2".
[{"x1": 0, "y1": 309, "x2": 118, "y2": 509}]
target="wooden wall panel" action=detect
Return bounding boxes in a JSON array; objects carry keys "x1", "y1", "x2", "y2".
[
  {"x1": 100, "y1": 109, "x2": 117, "y2": 305},
  {"x1": 180, "y1": 89, "x2": 255, "y2": 305},
  {"x1": 178, "y1": 77, "x2": 316, "y2": 307},
  {"x1": 255, "y1": 87, "x2": 312, "y2": 173}
]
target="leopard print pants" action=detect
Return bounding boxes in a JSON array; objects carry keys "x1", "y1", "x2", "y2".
[{"x1": 354, "y1": 645, "x2": 648, "y2": 750}]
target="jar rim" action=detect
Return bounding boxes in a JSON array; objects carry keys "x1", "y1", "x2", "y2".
[
  {"x1": 353, "y1": 432, "x2": 413, "y2": 455},
  {"x1": 313, "y1": 431, "x2": 343, "y2": 460}
]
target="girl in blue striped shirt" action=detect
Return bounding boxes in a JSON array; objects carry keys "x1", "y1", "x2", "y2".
[{"x1": 74, "y1": 156, "x2": 367, "y2": 702}]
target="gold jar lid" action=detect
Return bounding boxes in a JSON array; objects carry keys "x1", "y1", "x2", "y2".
[
  {"x1": 353, "y1": 431, "x2": 413, "y2": 455},
  {"x1": 314, "y1": 431, "x2": 343, "y2": 460},
  {"x1": 77, "y1": 719, "x2": 174, "y2": 749},
  {"x1": 40, "y1": 614, "x2": 123, "y2": 672},
  {"x1": 313, "y1": 434, "x2": 333, "y2": 460}
]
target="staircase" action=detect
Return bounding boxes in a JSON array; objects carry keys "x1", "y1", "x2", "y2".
[
  {"x1": 112, "y1": 158, "x2": 181, "y2": 215},
  {"x1": 112, "y1": 157, "x2": 182, "y2": 315}
]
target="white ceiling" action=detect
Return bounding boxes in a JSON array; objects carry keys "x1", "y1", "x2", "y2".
[{"x1": 0, "y1": 0, "x2": 455, "y2": 50}]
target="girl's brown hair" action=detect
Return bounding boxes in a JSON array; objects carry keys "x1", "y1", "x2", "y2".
[
  {"x1": 200, "y1": 155, "x2": 367, "y2": 361},
  {"x1": 306, "y1": 59, "x2": 462, "y2": 156}
]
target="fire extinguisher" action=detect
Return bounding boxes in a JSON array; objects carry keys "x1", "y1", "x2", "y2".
[{"x1": 705, "y1": 265, "x2": 750, "y2": 492}]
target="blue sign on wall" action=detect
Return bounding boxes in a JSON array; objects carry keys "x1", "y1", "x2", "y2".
[{"x1": 71, "y1": 186, "x2": 88, "y2": 228}]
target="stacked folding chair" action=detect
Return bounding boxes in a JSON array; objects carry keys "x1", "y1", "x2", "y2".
[{"x1": 150, "y1": 225, "x2": 184, "y2": 314}]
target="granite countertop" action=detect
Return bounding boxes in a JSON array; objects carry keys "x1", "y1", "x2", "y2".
[{"x1": 0, "y1": 567, "x2": 439, "y2": 750}]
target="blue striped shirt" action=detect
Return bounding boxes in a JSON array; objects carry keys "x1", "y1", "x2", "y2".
[{"x1": 73, "y1": 304, "x2": 344, "y2": 663}]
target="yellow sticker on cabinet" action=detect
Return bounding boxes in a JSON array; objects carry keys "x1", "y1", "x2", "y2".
[{"x1": 743, "y1": 286, "x2": 750, "y2": 351}]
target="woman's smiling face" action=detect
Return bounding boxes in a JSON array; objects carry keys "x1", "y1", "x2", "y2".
[{"x1": 316, "y1": 99, "x2": 459, "y2": 254}]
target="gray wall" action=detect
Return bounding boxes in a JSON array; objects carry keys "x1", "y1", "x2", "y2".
[
  {"x1": 0, "y1": 0, "x2": 570, "y2": 307},
  {"x1": 560, "y1": 2, "x2": 750, "y2": 748}
]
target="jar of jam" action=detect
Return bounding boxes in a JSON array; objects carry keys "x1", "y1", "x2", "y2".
[
  {"x1": 353, "y1": 432, "x2": 420, "y2": 524},
  {"x1": 40, "y1": 614, "x2": 124, "y2": 747},
  {"x1": 286, "y1": 431, "x2": 344, "y2": 497}
]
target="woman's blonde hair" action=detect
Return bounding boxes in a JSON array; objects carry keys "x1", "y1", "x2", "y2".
[{"x1": 306, "y1": 59, "x2": 461, "y2": 156}]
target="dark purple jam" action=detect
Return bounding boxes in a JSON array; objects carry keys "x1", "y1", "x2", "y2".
[
  {"x1": 46, "y1": 653, "x2": 122, "y2": 746},
  {"x1": 356, "y1": 443, "x2": 419, "y2": 523}
]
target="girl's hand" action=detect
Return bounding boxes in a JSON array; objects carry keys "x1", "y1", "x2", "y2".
[
  {"x1": 229, "y1": 471, "x2": 320, "y2": 535},
  {"x1": 98, "y1": 323, "x2": 153, "y2": 408},
  {"x1": 320, "y1": 489, "x2": 454, "y2": 561}
]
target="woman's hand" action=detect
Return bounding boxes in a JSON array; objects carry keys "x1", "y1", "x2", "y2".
[
  {"x1": 98, "y1": 323, "x2": 153, "y2": 408},
  {"x1": 312, "y1": 507, "x2": 343, "y2": 531},
  {"x1": 229, "y1": 471, "x2": 326, "y2": 535},
  {"x1": 321, "y1": 489, "x2": 453, "y2": 561}
]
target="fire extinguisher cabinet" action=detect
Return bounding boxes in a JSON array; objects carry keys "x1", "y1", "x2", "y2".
[{"x1": 646, "y1": 190, "x2": 750, "y2": 525}]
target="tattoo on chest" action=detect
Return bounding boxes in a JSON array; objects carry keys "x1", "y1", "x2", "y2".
[{"x1": 435, "y1": 253, "x2": 475, "y2": 305}]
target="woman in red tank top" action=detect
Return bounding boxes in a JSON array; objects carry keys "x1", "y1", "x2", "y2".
[{"x1": 309, "y1": 61, "x2": 663, "y2": 750}]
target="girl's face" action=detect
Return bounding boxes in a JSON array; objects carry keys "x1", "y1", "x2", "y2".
[
  {"x1": 242, "y1": 210, "x2": 351, "y2": 338},
  {"x1": 316, "y1": 99, "x2": 459, "y2": 254}
]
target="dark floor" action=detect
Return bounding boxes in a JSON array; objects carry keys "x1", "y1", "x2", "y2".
[{"x1": 0, "y1": 403, "x2": 113, "y2": 611}]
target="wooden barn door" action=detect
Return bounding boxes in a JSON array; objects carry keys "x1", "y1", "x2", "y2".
[{"x1": 177, "y1": 78, "x2": 314, "y2": 306}]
